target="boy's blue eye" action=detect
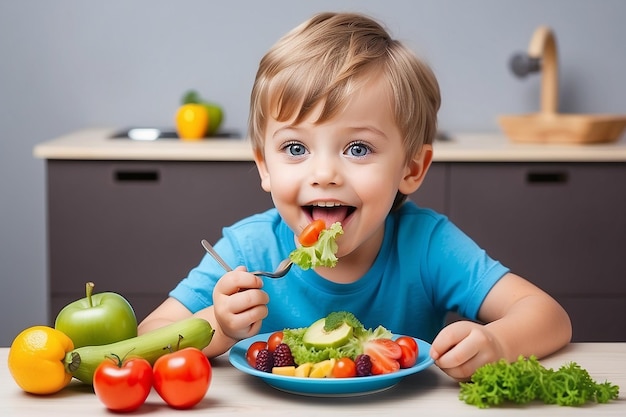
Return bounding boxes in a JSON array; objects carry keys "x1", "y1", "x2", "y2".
[
  {"x1": 286, "y1": 142, "x2": 307, "y2": 156},
  {"x1": 346, "y1": 142, "x2": 371, "y2": 157}
]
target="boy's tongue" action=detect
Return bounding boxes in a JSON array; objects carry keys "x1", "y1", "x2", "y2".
[{"x1": 311, "y1": 206, "x2": 348, "y2": 226}]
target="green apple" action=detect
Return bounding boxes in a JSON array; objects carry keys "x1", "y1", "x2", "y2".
[
  {"x1": 54, "y1": 282, "x2": 137, "y2": 348},
  {"x1": 202, "y1": 101, "x2": 223, "y2": 136}
]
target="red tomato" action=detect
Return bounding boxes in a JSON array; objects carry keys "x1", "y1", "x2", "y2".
[
  {"x1": 246, "y1": 341, "x2": 268, "y2": 367},
  {"x1": 332, "y1": 357, "x2": 357, "y2": 378},
  {"x1": 267, "y1": 331, "x2": 284, "y2": 352},
  {"x1": 398, "y1": 345, "x2": 417, "y2": 368},
  {"x1": 298, "y1": 219, "x2": 326, "y2": 246},
  {"x1": 396, "y1": 336, "x2": 418, "y2": 352},
  {"x1": 93, "y1": 355, "x2": 153, "y2": 412},
  {"x1": 396, "y1": 336, "x2": 418, "y2": 368},
  {"x1": 153, "y1": 347, "x2": 212, "y2": 409}
]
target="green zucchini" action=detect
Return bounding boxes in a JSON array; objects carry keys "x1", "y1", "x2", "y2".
[{"x1": 63, "y1": 317, "x2": 214, "y2": 384}]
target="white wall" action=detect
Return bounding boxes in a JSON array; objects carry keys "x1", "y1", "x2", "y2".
[{"x1": 1, "y1": 0, "x2": 625, "y2": 345}]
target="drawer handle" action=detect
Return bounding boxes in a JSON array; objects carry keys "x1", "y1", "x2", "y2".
[
  {"x1": 526, "y1": 172, "x2": 568, "y2": 184},
  {"x1": 114, "y1": 170, "x2": 160, "y2": 182}
]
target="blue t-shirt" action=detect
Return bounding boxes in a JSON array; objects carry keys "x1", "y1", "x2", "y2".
[{"x1": 169, "y1": 201, "x2": 509, "y2": 342}]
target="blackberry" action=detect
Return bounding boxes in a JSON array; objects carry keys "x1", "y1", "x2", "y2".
[
  {"x1": 273, "y1": 343, "x2": 295, "y2": 367},
  {"x1": 254, "y1": 348, "x2": 274, "y2": 373},
  {"x1": 355, "y1": 354, "x2": 372, "y2": 377}
]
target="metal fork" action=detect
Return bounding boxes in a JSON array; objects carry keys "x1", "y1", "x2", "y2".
[{"x1": 201, "y1": 240, "x2": 293, "y2": 279}]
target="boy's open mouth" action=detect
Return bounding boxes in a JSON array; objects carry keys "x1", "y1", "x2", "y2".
[{"x1": 305, "y1": 203, "x2": 356, "y2": 226}]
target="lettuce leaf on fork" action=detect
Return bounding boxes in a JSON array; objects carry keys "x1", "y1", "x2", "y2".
[{"x1": 289, "y1": 222, "x2": 343, "y2": 270}]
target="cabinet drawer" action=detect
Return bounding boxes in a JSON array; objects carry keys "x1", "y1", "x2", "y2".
[
  {"x1": 47, "y1": 160, "x2": 273, "y2": 321},
  {"x1": 448, "y1": 162, "x2": 626, "y2": 296}
]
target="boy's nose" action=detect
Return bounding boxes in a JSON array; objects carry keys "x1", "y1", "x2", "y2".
[{"x1": 310, "y1": 154, "x2": 341, "y2": 186}]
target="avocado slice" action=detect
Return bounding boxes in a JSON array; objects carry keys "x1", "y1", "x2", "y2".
[{"x1": 302, "y1": 318, "x2": 353, "y2": 349}]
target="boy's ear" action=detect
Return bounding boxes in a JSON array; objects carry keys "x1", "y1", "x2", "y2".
[
  {"x1": 253, "y1": 149, "x2": 272, "y2": 192},
  {"x1": 398, "y1": 144, "x2": 433, "y2": 195}
]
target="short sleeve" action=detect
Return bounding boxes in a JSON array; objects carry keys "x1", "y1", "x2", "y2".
[{"x1": 418, "y1": 213, "x2": 509, "y2": 320}]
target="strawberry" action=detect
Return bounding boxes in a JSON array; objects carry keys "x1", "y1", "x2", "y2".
[{"x1": 363, "y1": 338, "x2": 402, "y2": 375}]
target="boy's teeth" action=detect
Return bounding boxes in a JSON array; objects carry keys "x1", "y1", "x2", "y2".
[{"x1": 311, "y1": 205, "x2": 349, "y2": 225}]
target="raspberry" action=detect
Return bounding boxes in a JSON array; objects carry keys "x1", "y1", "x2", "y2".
[
  {"x1": 254, "y1": 348, "x2": 274, "y2": 373},
  {"x1": 273, "y1": 343, "x2": 295, "y2": 367},
  {"x1": 355, "y1": 354, "x2": 372, "y2": 377}
]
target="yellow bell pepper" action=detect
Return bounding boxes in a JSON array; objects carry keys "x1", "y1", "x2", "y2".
[
  {"x1": 175, "y1": 103, "x2": 209, "y2": 140},
  {"x1": 7, "y1": 326, "x2": 74, "y2": 394},
  {"x1": 180, "y1": 89, "x2": 224, "y2": 136}
]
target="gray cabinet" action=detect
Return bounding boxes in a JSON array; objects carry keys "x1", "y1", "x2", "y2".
[
  {"x1": 446, "y1": 162, "x2": 626, "y2": 342},
  {"x1": 47, "y1": 160, "x2": 273, "y2": 322}
]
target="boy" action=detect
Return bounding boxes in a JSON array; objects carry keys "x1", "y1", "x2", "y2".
[{"x1": 139, "y1": 12, "x2": 571, "y2": 381}]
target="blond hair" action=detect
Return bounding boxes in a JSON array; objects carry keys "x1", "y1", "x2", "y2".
[{"x1": 248, "y1": 12, "x2": 440, "y2": 164}]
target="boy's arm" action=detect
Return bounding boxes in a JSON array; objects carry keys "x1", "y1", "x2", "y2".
[
  {"x1": 430, "y1": 272, "x2": 572, "y2": 380},
  {"x1": 138, "y1": 297, "x2": 238, "y2": 358},
  {"x1": 480, "y1": 272, "x2": 572, "y2": 358},
  {"x1": 138, "y1": 268, "x2": 268, "y2": 358}
]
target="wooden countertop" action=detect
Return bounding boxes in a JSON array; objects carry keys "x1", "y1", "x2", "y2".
[
  {"x1": 2, "y1": 344, "x2": 625, "y2": 416},
  {"x1": 33, "y1": 128, "x2": 626, "y2": 162}
]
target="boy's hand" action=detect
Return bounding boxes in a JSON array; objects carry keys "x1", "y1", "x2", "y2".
[
  {"x1": 212, "y1": 266, "x2": 269, "y2": 341},
  {"x1": 429, "y1": 320, "x2": 505, "y2": 381}
]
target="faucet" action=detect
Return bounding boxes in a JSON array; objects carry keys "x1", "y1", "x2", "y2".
[
  {"x1": 500, "y1": 26, "x2": 626, "y2": 144},
  {"x1": 509, "y1": 26, "x2": 558, "y2": 116}
]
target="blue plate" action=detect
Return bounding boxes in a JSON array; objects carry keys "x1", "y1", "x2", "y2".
[{"x1": 229, "y1": 333, "x2": 434, "y2": 396}]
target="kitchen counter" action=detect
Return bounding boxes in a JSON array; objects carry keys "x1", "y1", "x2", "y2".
[
  {"x1": 33, "y1": 127, "x2": 626, "y2": 162},
  {"x1": 2, "y1": 344, "x2": 624, "y2": 416}
]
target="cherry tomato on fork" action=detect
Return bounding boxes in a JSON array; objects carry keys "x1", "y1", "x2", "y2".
[{"x1": 298, "y1": 219, "x2": 326, "y2": 246}]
